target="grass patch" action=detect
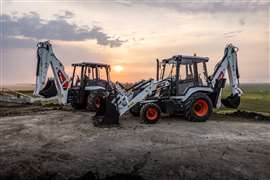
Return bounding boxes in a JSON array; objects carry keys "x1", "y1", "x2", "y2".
[
  {"x1": 220, "y1": 83, "x2": 270, "y2": 114},
  {"x1": 17, "y1": 90, "x2": 34, "y2": 96}
]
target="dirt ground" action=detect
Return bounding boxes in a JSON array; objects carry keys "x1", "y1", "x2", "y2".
[{"x1": 0, "y1": 103, "x2": 270, "y2": 180}]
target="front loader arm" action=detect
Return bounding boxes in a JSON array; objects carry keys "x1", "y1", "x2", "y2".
[
  {"x1": 93, "y1": 79, "x2": 161, "y2": 126},
  {"x1": 111, "y1": 80, "x2": 157, "y2": 116}
]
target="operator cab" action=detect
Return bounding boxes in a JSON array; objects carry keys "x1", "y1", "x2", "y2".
[
  {"x1": 68, "y1": 62, "x2": 112, "y2": 109},
  {"x1": 157, "y1": 55, "x2": 209, "y2": 96},
  {"x1": 70, "y1": 62, "x2": 111, "y2": 90}
]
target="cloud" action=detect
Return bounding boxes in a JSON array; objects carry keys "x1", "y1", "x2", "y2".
[
  {"x1": 54, "y1": 11, "x2": 75, "y2": 19},
  {"x1": 0, "y1": 37, "x2": 36, "y2": 49},
  {"x1": 0, "y1": 12, "x2": 126, "y2": 48},
  {"x1": 239, "y1": 18, "x2": 246, "y2": 26},
  {"x1": 115, "y1": 0, "x2": 269, "y2": 13},
  {"x1": 223, "y1": 30, "x2": 242, "y2": 38}
]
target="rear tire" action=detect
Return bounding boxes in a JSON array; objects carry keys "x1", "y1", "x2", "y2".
[
  {"x1": 140, "y1": 103, "x2": 161, "y2": 124},
  {"x1": 184, "y1": 93, "x2": 213, "y2": 122},
  {"x1": 86, "y1": 92, "x2": 104, "y2": 111}
]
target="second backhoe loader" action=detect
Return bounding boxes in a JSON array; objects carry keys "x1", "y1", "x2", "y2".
[{"x1": 34, "y1": 41, "x2": 113, "y2": 110}]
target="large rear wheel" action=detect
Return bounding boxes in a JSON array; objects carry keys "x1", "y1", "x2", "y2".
[
  {"x1": 140, "y1": 103, "x2": 161, "y2": 124},
  {"x1": 184, "y1": 93, "x2": 213, "y2": 122}
]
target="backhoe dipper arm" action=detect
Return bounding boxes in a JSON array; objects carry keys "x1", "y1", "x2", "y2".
[
  {"x1": 210, "y1": 44, "x2": 242, "y2": 108},
  {"x1": 33, "y1": 41, "x2": 69, "y2": 104},
  {"x1": 34, "y1": 42, "x2": 50, "y2": 96}
]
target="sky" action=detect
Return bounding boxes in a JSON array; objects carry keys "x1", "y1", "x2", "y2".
[{"x1": 0, "y1": 0, "x2": 269, "y2": 86}]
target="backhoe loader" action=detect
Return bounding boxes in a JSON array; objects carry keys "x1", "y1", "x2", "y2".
[
  {"x1": 34, "y1": 41, "x2": 113, "y2": 110},
  {"x1": 93, "y1": 44, "x2": 242, "y2": 125}
]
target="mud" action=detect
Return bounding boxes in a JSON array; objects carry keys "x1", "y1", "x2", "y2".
[
  {"x1": 77, "y1": 171, "x2": 144, "y2": 180},
  {"x1": 226, "y1": 110, "x2": 270, "y2": 121},
  {"x1": 0, "y1": 102, "x2": 61, "y2": 117},
  {"x1": 0, "y1": 102, "x2": 270, "y2": 180}
]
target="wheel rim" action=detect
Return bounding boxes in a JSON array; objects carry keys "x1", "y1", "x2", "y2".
[
  {"x1": 95, "y1": 97, "x2": 101, "y2": 108},
  {"x1": 192, "y1": 99, "x2": 209, "y2": 117},
  {"x1": 146, "y1": 107, "x2": 158, "y2": 120}
]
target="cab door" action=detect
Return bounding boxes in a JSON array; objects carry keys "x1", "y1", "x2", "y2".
[{"x1": 176, "y1": 64, "x2": 196, "y2": 95}]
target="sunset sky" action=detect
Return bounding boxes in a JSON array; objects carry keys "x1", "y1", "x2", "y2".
[{"x1": 0, "y1": 0, "x2": 269, "y2": 86}]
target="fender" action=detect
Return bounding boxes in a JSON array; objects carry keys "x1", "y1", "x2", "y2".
[
  {"x1": 85, "y1": 86, "x2": 105, "y2": 91},
  {"x1": 170, "y1": 87, "x2": 213, "y2": 102}
]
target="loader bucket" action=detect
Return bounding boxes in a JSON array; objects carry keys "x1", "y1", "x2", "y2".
[
  {"x1": 221, "y1": 94, "x2": 240, "y2": 109},
  {"x1": 92, "y1": 97, "x2": 119, "y2": 127}
]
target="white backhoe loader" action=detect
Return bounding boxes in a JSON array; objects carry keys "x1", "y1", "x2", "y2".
[{"x1": 93, "y1": 44, "x2": 242, "y2": 125}]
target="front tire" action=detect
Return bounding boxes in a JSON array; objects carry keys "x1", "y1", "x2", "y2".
[
  {"x1": 184, "y1": 93, "x2": 213, "y2": 122},
  {"x1": 140, "y1": 103, "x2": 161, "y2": 124}
]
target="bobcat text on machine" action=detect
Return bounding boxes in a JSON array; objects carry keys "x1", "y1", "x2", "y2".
[
  {"x1": 94, "y1": 44, "x2": 242, "y2": 125},
  {"x1": 34, "y1": 41, "x2": 113, "y2": 110}
]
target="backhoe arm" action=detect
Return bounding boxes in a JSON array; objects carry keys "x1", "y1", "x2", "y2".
[
  {"x1": 34, "y1": 42, "x2": 50, "y2": 97},
  {"x1": 33, "y1": 41, "x2": 69, "y2": 104},
  {"x1": 210, "y1": 44, "x2": 242, "y2": 108}
]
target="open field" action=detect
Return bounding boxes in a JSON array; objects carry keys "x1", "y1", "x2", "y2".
[
  {"x1": 7, "y1": 82, "x2": 269, "y2": 114},
  {"x1": 0, "y1": 102, "x2": 270, "y2": 180},
  {"x1": 221, "y1": 83, "x2": 270, "y2": 114}
]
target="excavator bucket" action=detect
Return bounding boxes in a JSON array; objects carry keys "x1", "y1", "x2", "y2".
[
  {"x1": 92, "y1": 97, "x2": 119, "y2": 126},
  {"x1": 39, "y1": 79, "x2": 57, "y2": 98},
  {"x1": 221, "y1": 94, "x2": 240, "y2": 109}
]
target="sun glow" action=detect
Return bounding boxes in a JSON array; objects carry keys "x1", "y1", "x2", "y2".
[{"x1": 113, "y1": 65, "x2": 123, "y2": 73}]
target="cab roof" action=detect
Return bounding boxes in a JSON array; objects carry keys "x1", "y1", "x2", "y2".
[
  {"x1": 71, "y1": 62, "x2": 110, "y2": 68},
  {"x1": 162, "y1": 55, "x2": 209, "y2": 65}
]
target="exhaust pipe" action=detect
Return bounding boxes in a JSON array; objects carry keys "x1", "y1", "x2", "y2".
[
  {"x1": 92, "y1": 97, "x2": 120, "y2": 127},
  {"x1": 221, "y1": 94, "x2": 240, "y2": 109}
]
